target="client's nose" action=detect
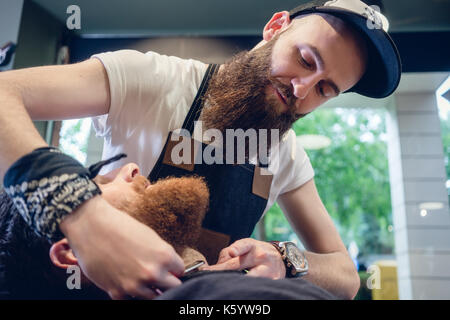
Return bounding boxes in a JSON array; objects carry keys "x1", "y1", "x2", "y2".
[{"x1": 122, "y1": 163, "x2": 140, "y2": 182}]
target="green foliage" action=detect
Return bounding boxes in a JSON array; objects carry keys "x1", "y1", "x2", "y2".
[
  {"x1": 264, "y1": 202, "x2": 296, "y2": 242},
  {"x1": 440, "y1": 116, "x2": 450, "y2": 180},
  {"x1": 264, "y1": 108, "x2": 394, "y2": 257}
]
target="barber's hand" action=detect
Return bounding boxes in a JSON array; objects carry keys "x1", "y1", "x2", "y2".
[
  {"x1": 203, "y1": 238, "x2": 286, "y2": 279},
  {"x1": 59, "y1": 195, "x2": 185, "y2": 300}
]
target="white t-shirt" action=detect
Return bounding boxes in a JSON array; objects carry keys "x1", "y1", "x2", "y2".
[{"x1": 90, "y1": 49, "x2": 314, "y2": 215}]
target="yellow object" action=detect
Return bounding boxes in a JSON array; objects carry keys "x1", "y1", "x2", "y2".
[{"x1": 371, "y1": 260, "x2": 399, "y2": 300}]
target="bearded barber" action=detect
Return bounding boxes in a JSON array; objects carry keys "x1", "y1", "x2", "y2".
[{"x1": 0, "y1": 0, "x2": 401, "y2": 300}]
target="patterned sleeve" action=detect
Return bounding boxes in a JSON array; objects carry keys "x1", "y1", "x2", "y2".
[{"x1": 3, "y1": 148, "x2": 101, "y2": 242}]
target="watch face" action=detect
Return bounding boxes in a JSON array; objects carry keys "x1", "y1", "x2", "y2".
[{"x1": 285, "y1": 242, "x2": 307, "y2": 271}]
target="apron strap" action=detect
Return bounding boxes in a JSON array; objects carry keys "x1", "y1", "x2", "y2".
[{"x1": 181, "y1": 64, "x2": 220, "y2": 135}]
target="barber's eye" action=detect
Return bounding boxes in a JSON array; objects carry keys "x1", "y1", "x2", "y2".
[
  {"x1": 300, "y1": 56, "x2": 313, "y2": 69},
  {"x1": 299, "y1": 50, "x2": 314, "y2": 70},
  {"x1": 318, "y1": 86, "x2": 325, "y2": 97},
  {"x1": 317, "y1": 81, "x2": 327, "y2": 98},
  {"x1": 318, "y1": 83, "x2": 336, "y2": 98},
  {"x1": 303, "y1": 58, "x2": 313, "y2": 69}
]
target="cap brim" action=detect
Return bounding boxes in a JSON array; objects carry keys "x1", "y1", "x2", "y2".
[{"x1": 292, "y1": 7, "x2": 402, "y2": 98}]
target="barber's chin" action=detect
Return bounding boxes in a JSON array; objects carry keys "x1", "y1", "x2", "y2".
[{"x1": 181, "y1": 247, "x2": 208, "y2": 267}]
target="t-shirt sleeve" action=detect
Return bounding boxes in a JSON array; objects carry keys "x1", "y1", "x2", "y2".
[
  {"x1": 278, "y1": 130, "x2": 315, "y2": 195},
  {"x1": 89, "y1": 49, "x2": 174, "y2": 138}
]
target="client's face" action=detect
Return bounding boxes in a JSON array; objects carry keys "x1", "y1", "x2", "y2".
[
  {"x1": 92, "y1": 162, "x2": 151, "y2": 212},
  {"x1": 94, "y1": 163, "x2": 209, "y2": 260},
  {"x1": 49, "y1": 163, "x2": 209, "y2": 286}
]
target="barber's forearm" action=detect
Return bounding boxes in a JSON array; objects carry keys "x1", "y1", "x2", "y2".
[
  {"x1": 0, "y1": 84, "x2": 47, "y2": 179},
  {"x1": 302, "y1": 250, "x2": 360, "y2": 300}
]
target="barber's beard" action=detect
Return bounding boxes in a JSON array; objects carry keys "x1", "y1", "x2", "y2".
[{"x1": 199, "y1": 36, "x2": 302, "y2": 162}]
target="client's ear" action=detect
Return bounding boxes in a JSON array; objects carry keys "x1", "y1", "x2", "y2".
[{"x1": 49, "y1": 238, "x2": 78, "y2": 269}]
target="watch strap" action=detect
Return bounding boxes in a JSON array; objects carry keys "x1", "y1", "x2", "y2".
[
  {"x1": 270, "y1": 241, "x2": 307, "y2": 278},
  {"x1": 270, "y1": 241, "x2": 290, "y2": 277}
]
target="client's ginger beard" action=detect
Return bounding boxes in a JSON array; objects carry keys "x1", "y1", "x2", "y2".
[
  {"x1": 199, "y1": 34, "x2": 303, "y2": 161},
  {"x1": 113, "y1": 175, "x2": 209, "y2": 265}
]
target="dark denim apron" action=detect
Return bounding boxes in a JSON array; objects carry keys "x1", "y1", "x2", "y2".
[{"x1": 148, "y1": 64, "x2": 273, "y2": 264}]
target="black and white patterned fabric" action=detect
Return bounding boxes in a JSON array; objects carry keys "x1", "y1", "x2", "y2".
[{"x1": 3, "y1": 147, "x2": 126, "y2": 242}]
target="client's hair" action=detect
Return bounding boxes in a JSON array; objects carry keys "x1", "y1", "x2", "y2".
[{"x1": 0, "y1": 190, "x2": 106, "y2": 299}]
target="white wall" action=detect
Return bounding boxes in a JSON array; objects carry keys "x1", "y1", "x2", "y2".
[{"x1": 387, "y1": 73, "x2": 450, "y2": 299}]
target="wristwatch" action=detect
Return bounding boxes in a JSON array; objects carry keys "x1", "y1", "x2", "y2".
[{"x1": 270, "y1": 241, "x2": 308, "y2": 278}]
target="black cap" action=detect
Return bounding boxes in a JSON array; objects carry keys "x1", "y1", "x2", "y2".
[{"x1": 289, "y1": 0, "x2": 402, "y2": 98}]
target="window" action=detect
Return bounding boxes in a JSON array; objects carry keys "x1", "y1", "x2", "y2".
[
  {"x1": 259, "y1": 107, "x2": 394, "y2": 287},
  {"x1": 58, "y1": 118, "x2": 93, "y2": 165},
  {"x1": 436, "y1": 76, "x2": 450, "y2": 199}
]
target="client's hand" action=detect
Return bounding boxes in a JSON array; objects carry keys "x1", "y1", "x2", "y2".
[
  {"x1": 203, "y1": 238, "x2": 286, "y2": 279},
  {"x1": 59, "y1": 195, "x2": 185, "y2": 299}
]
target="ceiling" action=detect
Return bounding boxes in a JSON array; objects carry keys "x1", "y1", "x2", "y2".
[{"x1": 31, "y1": 0, "x2": 450, "y2": 37}]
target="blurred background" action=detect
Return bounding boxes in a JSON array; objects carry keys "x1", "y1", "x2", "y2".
[{"x1": 1, "y1": 0, "x2": 449, "y2": 300}]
